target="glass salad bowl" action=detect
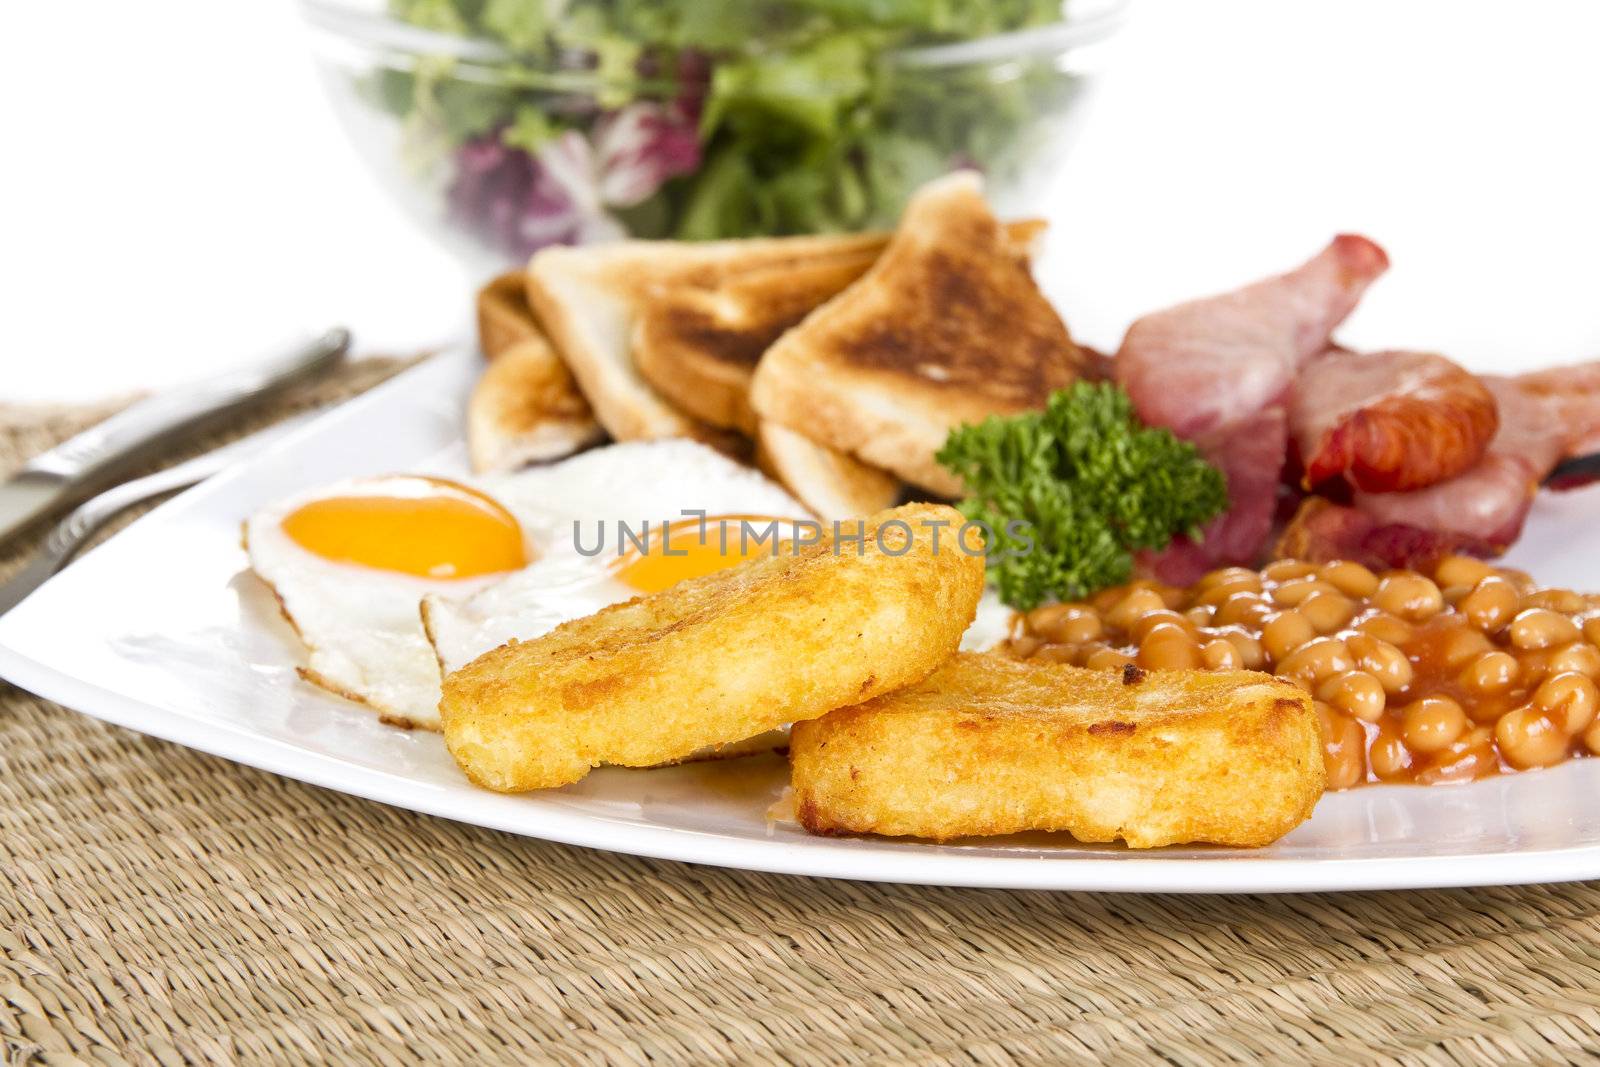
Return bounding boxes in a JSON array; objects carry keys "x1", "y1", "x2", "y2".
[{"x1": 300, "y1": 0, "x2": 1128, "y2": 270}]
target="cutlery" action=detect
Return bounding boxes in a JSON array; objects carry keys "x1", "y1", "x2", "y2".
[
  {"x1": 0, "y1": 414, "x2": 315, "y2": 616},
  {"x1": 1545, "y1": 452, "x2": 1600, "y2": 491},
  {"x1": 0, "y1": 327, "x2": 349, "y2": 551}
]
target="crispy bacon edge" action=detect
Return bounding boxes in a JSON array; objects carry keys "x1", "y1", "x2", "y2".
[
  {"x1": 1274, "y1": 497, "x2": 1504, "y2": 572},
  {"x1": 1299, "y1": 357, "x2": 1499, "y2": 493}
]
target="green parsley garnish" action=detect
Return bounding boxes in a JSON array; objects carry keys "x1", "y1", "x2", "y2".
[{"x1": 935, "y1": 382, "x2": 1229, "y2": 611}]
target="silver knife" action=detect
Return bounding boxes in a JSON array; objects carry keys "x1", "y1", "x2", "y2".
[
  {"x1": 0, "y1": 327, "x2": 350, "y2": 550},
  {"x1": 0, "y1": 413, "x2": 316, "y2": 616}
]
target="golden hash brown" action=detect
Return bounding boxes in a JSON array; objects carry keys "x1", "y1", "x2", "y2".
[
  {"x1": 790, "y1": 653, "x2": 1324, "y2": 848},
  {"x1": 439, "y1": 503, "x2": 985, "y2": 792}
]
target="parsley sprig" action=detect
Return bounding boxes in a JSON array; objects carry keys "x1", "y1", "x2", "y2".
[{"x1": 935, "y1": 383, "x2": 1229, "y2": 610}]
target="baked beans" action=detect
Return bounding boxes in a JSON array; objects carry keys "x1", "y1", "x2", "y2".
[
  {"x1": 1460, "y1": 576, "x2": 1520, "y2": 633},
  {"x1": 1201, "y1": 637, "x2": 1243, "y2": 670},
  {"x1": 1105, "y1": 587, "x2": 1166, "y2": 631},
  {"x1": 1223, "y1": 631, "x2": 1266, "y2": 670},
  {"x1": 1318, "y1": 704, "x2": 1367, "y2": 790},
  {"x1": 1509, "y1": 609, "x2": 1581, "y2": 651},
  {"x1": 1262, "y1": 610, "x2": 1316, "y2": 663},
  {"x1": 1277, "y1": 638, "x2": 1355, "y2": 688},
  {"x1": 1355, "y1": 613, "x2": 1415, "y2": 647},
  {"x1": 1213, "y1": 591, "x2": 1272, "y2": 628},
  {"x1": 1346, "y1": 633, "x2": 1413, "y2": 693},
  {"x1": 1550, "y1": 641, "x2": 1600, "y2": 676},
  {"x1": 1317, "y1": 670, "x2": 1386, "y2": 723},
  {"x1": 1321, "y1": 560, "x2": 1380, "y2": 599},
  {"x1": 1400, "y1": 696, "x2": 1466, "y2": 755},
  {"x1": 1459, "y1": 650, "x2": 1519, "y2": 695},
  {"x1": 1138, "y1": 625, "x2": 1201, "y2": 670},
  {"x1": 1003, "y1": 554, "x2": 1600, "y2": 791},
  {"x1": 1373, "y1": 573, "x2": 1444, "y2": 620}
]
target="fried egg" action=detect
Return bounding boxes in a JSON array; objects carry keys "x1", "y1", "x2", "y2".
[
  {"x1": 246, "y1": 439, "x2": 809, "y2": 728},
  {"x1": 961, "y1": 589, "x2": 1020, "y2": 653}
]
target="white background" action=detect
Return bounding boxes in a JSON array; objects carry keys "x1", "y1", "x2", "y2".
[{"x1": 5, "y1": 0, "x2": 1599, "y2": 403}]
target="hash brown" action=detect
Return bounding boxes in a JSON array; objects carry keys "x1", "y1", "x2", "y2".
[
  {"x1": 439, "y1": 503, "x2": 985, "y2": 792},
  {"x1": 790, "y1": 653, "x2": 1324, "y2": 847}
]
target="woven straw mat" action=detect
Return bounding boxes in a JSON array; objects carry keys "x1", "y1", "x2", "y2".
[{"x1": 4, "y1": 359, "x2": 1600, "y2": 1067}]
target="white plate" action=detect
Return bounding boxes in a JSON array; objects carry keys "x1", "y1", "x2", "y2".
[{"x1": 5, "y1": 348, "x2": 1600, "y2": 893}]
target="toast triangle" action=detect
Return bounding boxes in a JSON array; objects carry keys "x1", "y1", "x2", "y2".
[
  {"x1": 525, "y1": 233, "x2": 888, "y2": 442},
  {"x1": 749, "y1": 172, "x2": 1082, "y2": 496},
  {"x1": 467, "y1": 332, "x2": 605, "y2": 473},
  {"x1": 755, "y1": 421, "x2": 900, "y2": 520},
  {"x1": 469, "y1": 270, "x2": 604, "y2": 473},
  {"x1": 632, "y1": 219, "x2": 1047, "y2": 436}
]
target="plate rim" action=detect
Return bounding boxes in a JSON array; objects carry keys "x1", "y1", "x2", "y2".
[
  {"x1": 8, "y1": 638, "x2": 1600, "y2": 893},
  {"x1": 5, "y1": 352, "x2": 1600, "y2": 893}
]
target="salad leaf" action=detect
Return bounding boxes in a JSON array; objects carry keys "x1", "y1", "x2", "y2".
[
  {"x1": 501, "y1": 105, "x2": 557, "y2": 153},
  {"x1": 379, "y1": 0, "x2": 1077, "y2": 249},
  {"x1": 590, "y1": 35, "x2": 644, "y2": 108},
  {"x1": 430, "y1": 71, "x2": 515, "y2": 142},
  {"x1": 674, "y1": 146, "x2": 760, "y2": 239},
  {"x1": 790, "y1": 0, "x2": 1065, "y2": 35},
  {"x1": 391, "y1": 0, "x2": 473, "y2": 35},
  {"x1": 859, "y1": 129, "x2": 947, "y2": 217},
  {"x1": 704, "y1": 33, "x2": 877, "y2": 139},
  {"x1": 481, "y1": 0, "x2": 550, "y2": 54}
]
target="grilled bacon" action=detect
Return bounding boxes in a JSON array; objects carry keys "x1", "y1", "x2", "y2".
[
  {"x1": 1139, "y1": 409, "x2": 1289, "y2": 585},
  {"x1": 1290, "y1": 349, "x2": 1498, "y2": 493},
  {"x1": 1115, "y1": 234, "x2": 1388, "y2": 440},
  {"x1": 1276, "y1": 364, "x2": 1600, "y2": 568},
  {"x1": 1117, "y1": 236, "x2": 1388, "y2": 579},
  {"x1": 1275, "y1": 497, "x2": 1497, "y2": 573}
]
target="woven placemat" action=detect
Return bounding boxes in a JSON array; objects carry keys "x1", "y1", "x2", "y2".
[{"x1": 4, "y1": 361, "x2": 1600, "y2": 1066}]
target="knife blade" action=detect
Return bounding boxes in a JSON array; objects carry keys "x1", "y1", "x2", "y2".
[
  {"x1": 0, "y1": 327, "x2": 349, "y2": 550},
  {"x1": 0, "y1": 413, "x2": 316, "y2": 616},
  {"x1": 1545, "y1": 452, "x2": 1600, "y2": 491}
]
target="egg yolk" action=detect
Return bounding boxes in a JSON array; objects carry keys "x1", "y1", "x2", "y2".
[
  {"x1": 281, "y1": 476, "x2": 529, "y2": 579},
  {"x1": 614, "y1": 514, "x2": 798, "y2": 594}
]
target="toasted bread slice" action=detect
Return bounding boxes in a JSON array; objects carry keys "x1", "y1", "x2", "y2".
[
  {"x1": 632, "y1": 219, "x2": 1048, "y2": 435},
  {"x1": 467, "y1": 333, "x2": 605, "y2": 473},
  {"x1": 634, "y1": 250, "x2": 882, "y2": 433},
  {"x1": 477, "y1": 270, "x2": 542, "y2": 359},
  {"x1": 469, "y1": 271, "x2": 605, "y2": 472},
  {"x1": 790, "y1": 653, "x2": 1324, "y2": 847},
  {"x1": 750, "y1": 173, "x2": 1083, "y2": 496},
  {"x1": 526, "y1": 232, "x2": 890, "y2": 442},
  {"x1": 439, "y1": 503, "x2": 984, "y2": 792},
  {"x1": 755, "y1": 421, "x2": 900, "y2": 520},
  {"x1": 629, "y1": 214, "x2": 1043, "y2": 515}
]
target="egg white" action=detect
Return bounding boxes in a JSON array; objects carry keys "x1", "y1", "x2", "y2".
[
  {"x1": 248, "y1": 439, "x2": 810, "y2": 728},
  {"x1": 421, "y1": 438, "x2": 813, "y2": 675},
  {"x1": 961, "y1": 588, "x2": 1019, "y2": 653},
  {"x1": 245, "y1": 482, "x2": 510, "y2": 727}
]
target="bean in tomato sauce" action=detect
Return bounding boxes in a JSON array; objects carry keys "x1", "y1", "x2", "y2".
[{"x1": 1003, "y1": 557, "x2": 1600, "y2": 790}]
